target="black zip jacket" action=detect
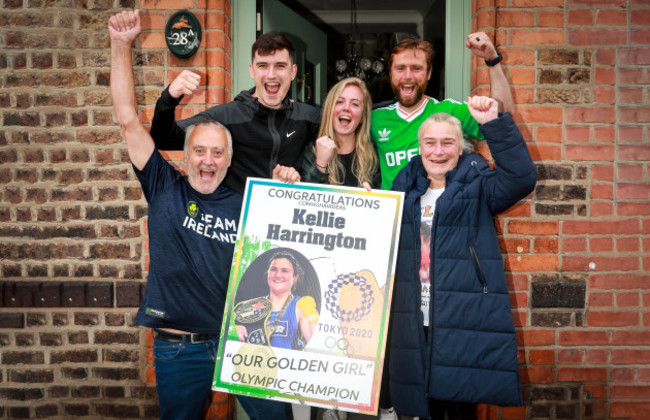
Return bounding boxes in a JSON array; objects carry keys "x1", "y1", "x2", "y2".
[{"x1": 150, "y1": 87, "x2": 321, "y2": 193}]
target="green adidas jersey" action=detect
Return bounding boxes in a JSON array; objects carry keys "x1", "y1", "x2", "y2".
[{"x1": 371, "y1": 97, "x2": 484, "y2": 190}]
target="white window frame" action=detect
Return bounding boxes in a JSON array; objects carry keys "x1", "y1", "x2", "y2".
[{"x1": 231, "y1": 0, "x2": 472, "y2": 101}]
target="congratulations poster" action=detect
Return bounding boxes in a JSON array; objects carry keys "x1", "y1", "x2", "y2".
[{"x1": 213, "y1": 178, "x2": 403, "y2": 415}]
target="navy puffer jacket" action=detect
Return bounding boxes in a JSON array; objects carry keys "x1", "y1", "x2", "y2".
[{"x1": 389, "y1": 113, "x2": 536, "y2": 418}]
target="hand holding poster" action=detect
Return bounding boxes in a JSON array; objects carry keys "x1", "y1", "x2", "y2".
[{"x1": 213, "y1": 179, "x2": 403, "y2": 415}]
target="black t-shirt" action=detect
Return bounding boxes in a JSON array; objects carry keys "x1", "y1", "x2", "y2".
[{"x1": 133, "y1": 149, "x2": 243, "y2": 334}]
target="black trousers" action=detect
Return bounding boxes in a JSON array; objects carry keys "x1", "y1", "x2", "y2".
[{"x1": 429, "y1": 399, "x2": 476, "y2": 420}]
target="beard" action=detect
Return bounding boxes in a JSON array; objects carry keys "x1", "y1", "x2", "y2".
[{"x1": 391, "y1": 79, "x2": 427, "y2": 108}]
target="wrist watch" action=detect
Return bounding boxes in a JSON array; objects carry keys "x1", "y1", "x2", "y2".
[{"x1": 485, "y1": 50, "x2": 503, "y2": 67}]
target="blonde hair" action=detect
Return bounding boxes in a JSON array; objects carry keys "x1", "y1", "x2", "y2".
[{"x1": 316, "y1": 77, "x2": 378, "y2": 187}]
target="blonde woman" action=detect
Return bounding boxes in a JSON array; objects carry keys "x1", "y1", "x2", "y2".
[
  {"x1": 301, "y1": 77, "x2": 380, "y2": 189},
  {"x1": 300, "y1": 78, "x2": 382, "y2": 420}
]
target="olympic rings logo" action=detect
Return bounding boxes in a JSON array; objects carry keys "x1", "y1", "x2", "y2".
[{"x1": 324, "y1": 336, "x2": 359, "y2": 357}]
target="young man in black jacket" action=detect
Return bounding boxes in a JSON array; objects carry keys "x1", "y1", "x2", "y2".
[{"x1": 150, "y1": 32, "x2": 321, "y2": 194}]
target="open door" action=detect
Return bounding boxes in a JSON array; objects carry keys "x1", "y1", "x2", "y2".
[{"x1": 259, "y1": 0, "x2": 327, "y2": 106}]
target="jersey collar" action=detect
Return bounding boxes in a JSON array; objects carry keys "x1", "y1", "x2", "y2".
[{"x1": 396, "y1": 96, "x2": 432, "y2": 122}]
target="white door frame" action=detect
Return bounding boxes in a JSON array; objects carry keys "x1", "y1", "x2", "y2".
[
  {"x1": 231, "y1": 0, "x2": 472, "y2": 101},
  {"x1": 231, "y1": 0, "x2": 258, "y2": 97},
  {"x1": 445, "y1": 0, "x2": 472, "y2": 101}
]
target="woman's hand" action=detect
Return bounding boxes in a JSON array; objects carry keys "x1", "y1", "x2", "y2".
[
  {"x1": 296, "y1": 296, "x2": 319, "y2": 343},
  {"x1": 467, "y1": 96, "x2": 499, "y2": 125},
  {"x1": 314, "y1": 136, "x2": 337, "y2": 172}
]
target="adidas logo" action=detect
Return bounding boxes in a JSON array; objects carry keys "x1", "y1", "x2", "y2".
[{"x1": 377, "y1": 128, "x2": 391, "y2": 142}]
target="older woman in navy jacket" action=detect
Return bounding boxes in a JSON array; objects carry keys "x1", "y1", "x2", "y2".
[{"x1": 389, "y1": 96, "x2": 536, "y2": 419}]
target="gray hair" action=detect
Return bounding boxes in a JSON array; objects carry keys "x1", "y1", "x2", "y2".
[
  {"x1": 184, "y1": 119, "x2": 233, "y2": 158},
  {"x1": 417, "y1": 113, "x2": 474, "y2": 154}
]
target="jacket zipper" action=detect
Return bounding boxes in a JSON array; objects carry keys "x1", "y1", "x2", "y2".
[
  {"x1": 469, "y1": 244, "x2": 488, "y2": 293},
  {"x1": 468, "y1": 161, "x2": 488, "y2": 293},
  {"x1": 268, "y1": 110, "x2": 280, "y2": 175}
]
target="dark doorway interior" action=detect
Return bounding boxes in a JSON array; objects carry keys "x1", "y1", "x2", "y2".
[{"x1": 274, "y1": 0, "x2": 445, "y2": 104}]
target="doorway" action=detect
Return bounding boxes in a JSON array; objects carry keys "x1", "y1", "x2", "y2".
[
  {"x1": 260, "y1": 0, "x2": 328, "y2": 106},
  {"x1": 231, "y1": 0, "x2": 471, "y2": 106},
  {"x1": 269, "y1": 0, "x2": 444, "y2": 104}
]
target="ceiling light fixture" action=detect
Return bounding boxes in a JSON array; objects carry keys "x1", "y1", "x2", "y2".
[{"x1": 335, "y1": 0, "x2": 385, "y2": 82}]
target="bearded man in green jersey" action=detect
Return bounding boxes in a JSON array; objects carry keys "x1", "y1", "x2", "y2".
[{"x1": 371, "y1": 32, "x2": 514, "y2": 189}]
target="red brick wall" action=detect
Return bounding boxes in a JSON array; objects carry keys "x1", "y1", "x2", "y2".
[
  {"x1": 1, "y1": 0, "x2": 649, "y2": 419},
  {"x1": 0, "y1": 0, "x2": 232, "y2": 418},
  {"x1": 471, "y1": 1, "x2": 650, "y2": 420}
]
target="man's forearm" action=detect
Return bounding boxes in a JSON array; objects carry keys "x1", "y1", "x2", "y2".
[
  {"x1": 110, "y1": 36, "x2": 153, "y2": 170},
  {"x1": 489, "y1": 64, "x2": 514, "y2": 114},
  {"x1": 111, "y1": 42, "x2": 138, "y2": 129},
  {"x1": 150, "y1": 87, "x2": 186, "y2": 150}
]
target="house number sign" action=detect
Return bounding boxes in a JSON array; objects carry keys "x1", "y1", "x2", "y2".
[{"x1": 165, "y1": 11, "x2": 202, "y2": 59}]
